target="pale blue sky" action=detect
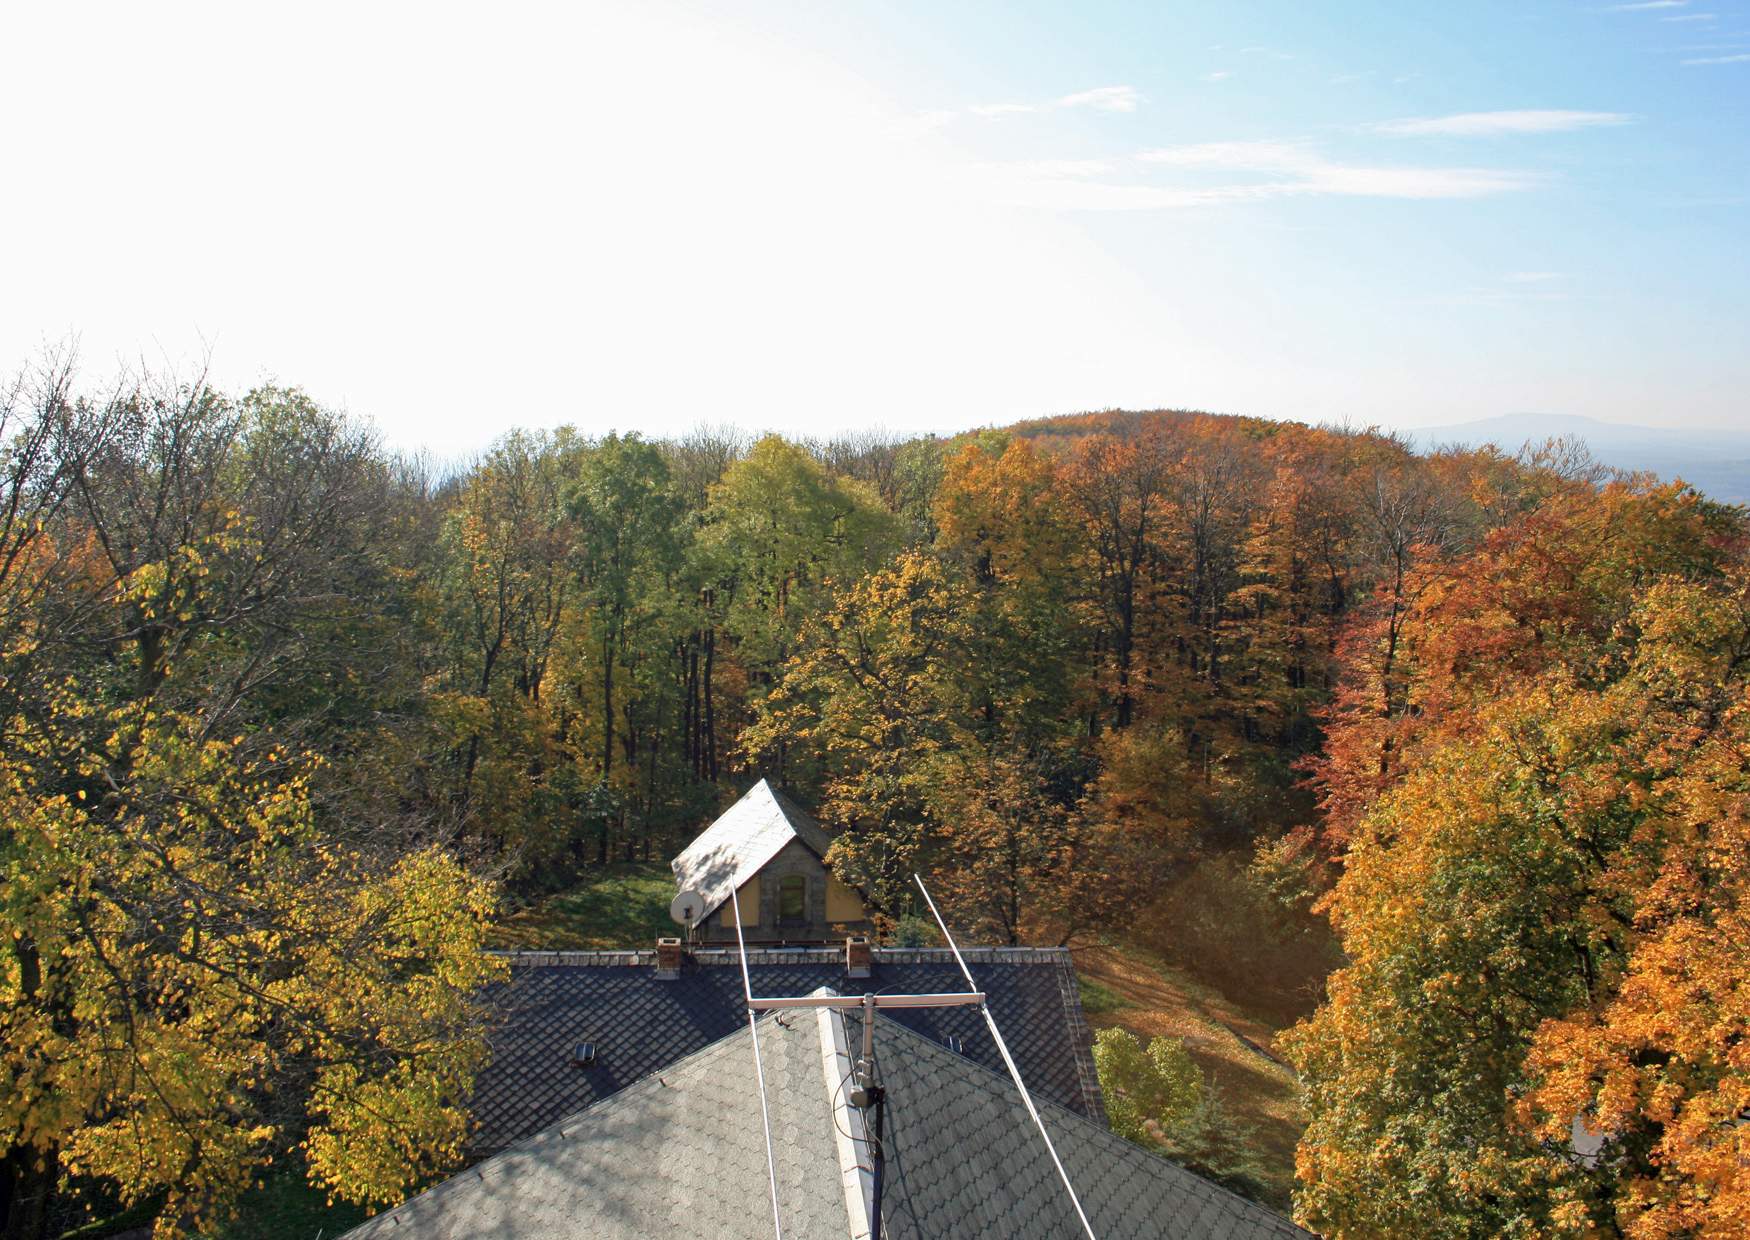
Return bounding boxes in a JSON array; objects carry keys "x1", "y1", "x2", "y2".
[{"x1": 2, "y1": 1, "x2": 1745, "y2": 452}]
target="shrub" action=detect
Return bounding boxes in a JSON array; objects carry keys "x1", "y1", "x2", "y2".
[
  {"x1": 1094, "y1": 1027, "x2": 1274, "y2": 1202},
  {"x1": 1092, "y1": 1028, "x2": 1201, "y2": 1146}
]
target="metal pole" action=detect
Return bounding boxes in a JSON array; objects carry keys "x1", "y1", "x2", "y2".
[
  {"x1": 747, "y1": 991, "x2": 984, "y2": 1011},
  {"x1": 733, "y1": 884, "x2": 784, "y2": 1240},
  {"x1": 914, "y1": 875, "x2": 1098, "y2": 1240},
  {"x1": 869, "y1": 1084, "x2": 887, "y2": 1240}
]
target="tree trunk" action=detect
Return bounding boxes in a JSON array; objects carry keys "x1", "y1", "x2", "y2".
[
  {"x1": 703, "y1": 625, "x2": 718, "y2": 781},
  {"x1": 0, "y1": 1142, "x2": 57, "y2": 1240},
  {"x1": 1115, "y1": 574, "x2": 1135, "y2": 729},
  {"x1": 601, "y1": 630, "x2": 615, "y2": 780}
]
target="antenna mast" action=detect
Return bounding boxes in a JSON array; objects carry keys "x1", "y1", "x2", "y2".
[{"x1": 730, "y1": 883, "x2": 985, "y2": 1239}]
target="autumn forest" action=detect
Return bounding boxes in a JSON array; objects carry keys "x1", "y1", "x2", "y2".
[{"x1": 3, "y1": 356, "x2": 1747, "y2": 1238}]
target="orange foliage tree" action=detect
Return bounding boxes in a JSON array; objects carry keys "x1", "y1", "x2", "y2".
[{"x1": 1286, "y1": 481, "x2": 1750, "y2": 1237}]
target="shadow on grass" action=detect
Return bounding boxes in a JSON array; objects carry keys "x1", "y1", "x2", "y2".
[
  {"x1": 212, "y1": 1166, "x2": 369, "y2": 1240},
  {"x1": 490, "y1": 862, "x2": 677, "y2": 950},
  {"x1": 1073, "y1": 939, "x2": 1306, "y2": 1212}
]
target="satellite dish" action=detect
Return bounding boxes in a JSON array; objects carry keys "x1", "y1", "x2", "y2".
[{"x1": 669, "y1": 889, "x2": 707, "y2": 928}]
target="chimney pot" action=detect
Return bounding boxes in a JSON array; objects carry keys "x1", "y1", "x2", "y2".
[
  {"x1": 656, "y1": 936, "x2": 684, "y2": 979},
  {"x1": 846, "y1": 934, "x2": 872, "y2": 979}
]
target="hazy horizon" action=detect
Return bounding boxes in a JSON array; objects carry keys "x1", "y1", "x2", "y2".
[{"x1": 5, "y1": 1, "x2": 1747, "y2": 456}]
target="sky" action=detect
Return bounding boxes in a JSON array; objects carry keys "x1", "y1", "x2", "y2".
[{"x1": 2, "y1": 0, "x2": 1746, "y2": 455}]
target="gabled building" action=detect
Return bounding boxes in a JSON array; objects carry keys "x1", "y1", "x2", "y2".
[
  {"x1": 345, "y1": 973, "x2": 1314, "y2": 1239},
  {"x1": 671, "y1": 779, "x2": 872, "y2": 943}
]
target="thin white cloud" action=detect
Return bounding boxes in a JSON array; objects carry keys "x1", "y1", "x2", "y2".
[
  {"x1": 1684, "y1": 51, "x2": 1750, "y2": 60},
  {"x1": 1663, "y1": 13, "x2": 1717, "y2": 20},
  {"x1": 910, "y1": 109, "x2": 958, "y2": 131},
  {"x1": 1430, "y1": 287, "x2": 1571, "y2": 306},
  {"x1": 983, "y1": 159, "x2": 1117, "y2": 179},
  {"x1": 970, "y1": 84, "x2": 1141, "y2": 118},
  {"x1": 1203, "y1": 71, "x2": 1233, "y2": 82},
  {"x1": 1608, "y1": 1, "x2": 1688, "y2": 9},
  {"x1": 1137, "y1": 141, "x2": 1321, "y2": 171},
  {"x1": 983, "y1": 140, "x2": 1538, "y2": 209},
  {"x1": 1056, "y1": 85, "x2": 1143, "y2": 112},
  {"x1": 1373, "y1": 110, "x2": 1632, "y2": 136},
  {"x1": 1505, "y1": 271, "x2": 1565, "y2": 282}
]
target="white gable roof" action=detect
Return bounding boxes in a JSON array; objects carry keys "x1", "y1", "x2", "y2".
[{"x1": 671, "y1": 779, "x2": 834, "y2": 919}]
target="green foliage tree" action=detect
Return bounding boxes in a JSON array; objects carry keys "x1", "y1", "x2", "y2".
[
  {"x1": 1093, "y1": 1027, "x2": 1203, "y2": 1146},
  {"x1": 1094, "y1": 1028, "x2": 1272, "y2": 1202},
  {"x1": 0, "y1": 365, "x2": 506, "y2": 1239},
  {"x1": 701, "y1": 435, "x2": 898, "y2": 781},
  {"x1": 568, "y1": 433, "x2": 681, "y2": 781}
]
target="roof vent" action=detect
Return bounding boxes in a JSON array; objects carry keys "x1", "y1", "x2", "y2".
[
  {"x1": 945, "y1": 1035, "x2": 964, "y2": 1055},
  {"x1": 572, "y1": 1042, "x2": 598, "y2": 1067},
  {"x1": 656, "y1": 936, "x2": 684, "y2": 980}
]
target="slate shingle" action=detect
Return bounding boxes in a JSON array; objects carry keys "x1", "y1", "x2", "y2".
[
  {"x1": 342, "y1": 1013, "x2": 848, "y2": 1240},
  {"x1": 341, "y1": 998, "x2": 1314, "y2": 1239},
  {"x1": 470, "y1": 946, "x2": 1104, "y2": 1152},
  {"x1": 858, "y1": 1013, "x2": 1314, "y2": 1240}
]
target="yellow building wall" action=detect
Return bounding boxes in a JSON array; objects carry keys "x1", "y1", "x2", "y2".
[
  {"x1": 826, "y1": 875, "x2": 865, "y2": 923},
  {"x1": 721, "y1": 874, "x2": 760, "y2": 928}
]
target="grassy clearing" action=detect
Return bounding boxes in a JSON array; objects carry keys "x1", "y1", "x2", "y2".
[
  {"x1": 1072, "y1": 938, "x2": 1304, "y2": 1212},
  {"x1": 489, "y1": 862, "x2": 676, "y2": 949},
  {"x1": 212, "y1": 1167, "x2": 368, "y2": 1240},
  {"x1": 1077, "y1": 975, "x2": 1133, "y2": 1016}
]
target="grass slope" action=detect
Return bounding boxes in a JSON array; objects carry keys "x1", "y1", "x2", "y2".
[{"x1": 1072, "y1": 939, "x2": 1303, "y2": 1211}]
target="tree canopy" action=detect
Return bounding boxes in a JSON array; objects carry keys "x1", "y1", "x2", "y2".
[{"x1": 7, "y1": 353, "x2": 1747, "y2": 1235}]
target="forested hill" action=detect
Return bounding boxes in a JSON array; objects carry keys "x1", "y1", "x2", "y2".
[{"x1": 4, "y1": 363, "x2": 1748, "y2": 1236}]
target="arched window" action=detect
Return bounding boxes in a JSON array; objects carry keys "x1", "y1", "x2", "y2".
[{"x1": 778, "y1": 874, "x2": 807, "y2": 926}]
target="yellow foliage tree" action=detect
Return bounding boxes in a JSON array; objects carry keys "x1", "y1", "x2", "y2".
[{"x1": 0, "y1": 694, "x2": 504, "y2": 1236}]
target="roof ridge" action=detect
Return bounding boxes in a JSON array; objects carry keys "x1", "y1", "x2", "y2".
[{"x1": 488, "y1": 945, "x2": 1075, "y2": 966}]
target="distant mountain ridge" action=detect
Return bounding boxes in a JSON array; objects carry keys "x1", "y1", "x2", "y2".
[{"x1": 1407, "y1": 413, "x2": 1750, "y2": 504}]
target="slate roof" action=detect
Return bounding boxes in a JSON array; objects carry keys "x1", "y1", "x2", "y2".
[
  {"x1": 861, "y1": 1013, "x2": 1312, "y2": 1240},
  {"x1": 671, "y1": 779, "x2": 837, "y2": 920},
  {"x1": 341, "y1": 1012, "x2": 846, "y2": 1240},
  {"x1": 469, "y1": 946, "x2": 1103, "y2": 1153},
  {"x1": 341, "y1": 1002, "x2": 1315, "y2": 1239}
]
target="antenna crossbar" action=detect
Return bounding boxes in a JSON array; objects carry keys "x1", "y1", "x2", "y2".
[
  {"x1": 729, "y1": 876, "x2": 992, "y2": 1240},
  {"x1": 748, "y1": 991, "x2": 984, "y2": 1011}
]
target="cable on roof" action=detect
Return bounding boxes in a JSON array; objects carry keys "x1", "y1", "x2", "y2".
[
  {"x1": 914, "y1": 874, "x2": 1100, "y2": 1240},
  {"x1": 733, "y1": 883, "x2": 785, "y2": 1240}
]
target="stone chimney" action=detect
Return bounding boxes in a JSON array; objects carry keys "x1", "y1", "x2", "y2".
[
  {"x1": 656, "y1": 936, "x2": 685, "y2": 980},
  {"x1": 845, "y1": 934, "x2": 872, "y2": 979}
]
